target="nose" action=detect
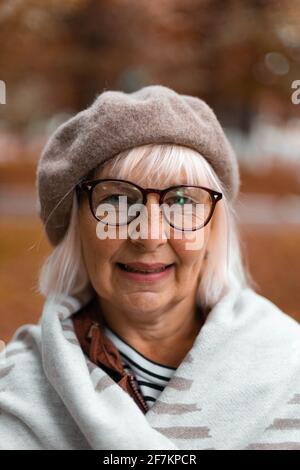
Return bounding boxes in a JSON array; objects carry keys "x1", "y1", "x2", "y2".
[{"x1": 128, "y1": 193, "x2": 169, "y2": 250}]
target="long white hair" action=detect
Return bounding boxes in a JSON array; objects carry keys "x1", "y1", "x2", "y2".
[{"x1": 38, "y1": 143, "x2": 256, "y2": 312}]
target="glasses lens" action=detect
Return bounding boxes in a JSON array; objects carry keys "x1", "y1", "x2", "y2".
[
  {"x1": 162, "y1": 187, "x2": 213, "y2": 230},
  {"x1": 92, "y1": 181, "x2": 143, "y2": 225}
]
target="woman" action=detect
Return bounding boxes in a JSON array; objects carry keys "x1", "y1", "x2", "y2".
[{"x1": 1, "y1": 85, "x2": 300, "y2": 450}]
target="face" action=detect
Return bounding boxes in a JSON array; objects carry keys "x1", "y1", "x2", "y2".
[{"x1": 78, "y1": 165, "x2": 215, "y2": 319}]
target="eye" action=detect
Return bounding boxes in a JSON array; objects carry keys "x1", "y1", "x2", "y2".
[
  {"x1": 102, "y1": 194, "x2": 121, "y2": 204},
  {"x1": 101, "y1": 194, "x2": 138, "y2": 205},
  {"x1": 166, "y1": 195, "x2": 194, "y2": 206}
]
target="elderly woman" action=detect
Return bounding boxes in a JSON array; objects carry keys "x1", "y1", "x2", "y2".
[{"x1": 1, "y1": 85, "x2": 300, "y2": 450}]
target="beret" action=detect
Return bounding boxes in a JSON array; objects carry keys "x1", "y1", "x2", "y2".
[{"x1": 36, "y1": 84, "x2": 240, "y2": 246}]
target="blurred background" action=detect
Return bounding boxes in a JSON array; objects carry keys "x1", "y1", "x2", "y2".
[{"x1": 0, "y1": 0, "x2": 300, "y2": 342}]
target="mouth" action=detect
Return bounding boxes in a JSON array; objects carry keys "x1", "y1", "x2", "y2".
[
  {"x1": 116, "y1": 262, "x2": 175, "y2": 282},
  {"x1": 116, "y1": 263, "x2": 175, "y2": 273}
]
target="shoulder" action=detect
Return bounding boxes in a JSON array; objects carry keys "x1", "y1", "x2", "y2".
[
  {"x1": 0, "y1": 321, "x2": 52, "y2": 405},
  {"x1": 0, "y1": 322, "x2": 75, "y2": 449},
  {"x1": 237, "y1": 287, "x2": 300, "y2": 336},
  {"x1": 234, "y1": 287, "x2": 300, "y2": 370},
  {"x1": 0, "y1": 323, "x2": 44, "y2": 448},
  {"x1": 209, "y1": 286, "x2": 300, "y2": 371},
  {"x1": 1, "y1": 322, "x2": 43, "y2": 385},
  {"x1": 211, "y1": 286, "x2": 300, "y2": 333}
]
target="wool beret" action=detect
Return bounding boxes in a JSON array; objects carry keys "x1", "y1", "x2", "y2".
[{"x1": 36, "y1": 84, "x2": 240, "y2": 246}]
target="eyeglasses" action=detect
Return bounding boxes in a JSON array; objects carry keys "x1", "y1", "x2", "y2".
[{"x1": 76, "y1": 178, "x2": 222, "y2": 231}]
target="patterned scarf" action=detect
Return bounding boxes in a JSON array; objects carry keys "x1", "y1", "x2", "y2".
[{"x1": 1, "y1": 285, "x2": 300, "y2": 450}]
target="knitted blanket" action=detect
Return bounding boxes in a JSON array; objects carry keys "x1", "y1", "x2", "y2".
[{"x1": 1, "y1": 286, "x2": 300, "y2": 450}]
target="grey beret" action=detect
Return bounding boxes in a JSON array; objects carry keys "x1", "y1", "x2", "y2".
[{"x1": 36, "y1": 84, "x2": 240, "y2": 246}]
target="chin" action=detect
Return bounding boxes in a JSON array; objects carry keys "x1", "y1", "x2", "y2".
[{"x1": 123, "y1": 291, "x2": 166, "y2": 313}]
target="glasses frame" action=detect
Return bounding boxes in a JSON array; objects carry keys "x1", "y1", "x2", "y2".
[{"x1": 76, "y1": 178, "x2": 223, "y2": 231}]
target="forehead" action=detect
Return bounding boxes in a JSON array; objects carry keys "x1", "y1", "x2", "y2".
[
  {"x1": 91, "y1": 164, "x2": 206, "y2": 189},
  {"x1": 88, "y1": 143, "x2": 212, "y2": 189}
]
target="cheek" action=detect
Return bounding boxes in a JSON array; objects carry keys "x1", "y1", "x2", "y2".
[
  {"x1": 169, "y1": 227, "x2": 210, "y2": 266},
  {"x1": 81, "y1": 235, "x2": 127, "y2": 295},
  {"x1": 83, "y1": 236, "x2": 123, "y2": 274},
  {"x1": 79, "y1": 209, "x2": 124, "y2": 279}
]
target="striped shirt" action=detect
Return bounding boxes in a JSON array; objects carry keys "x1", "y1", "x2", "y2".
[{"x1": 103, "y1": 325, "x2": 177, "y2": 409}]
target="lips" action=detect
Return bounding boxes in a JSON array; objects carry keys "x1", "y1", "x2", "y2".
[{"x1": 117, "y1": 262, "x2": 174, "y2": 273}]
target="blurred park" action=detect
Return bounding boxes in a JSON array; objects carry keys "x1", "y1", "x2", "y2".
[{"x1": 0, "y1": 0, "x2": 300, "y2": 342}]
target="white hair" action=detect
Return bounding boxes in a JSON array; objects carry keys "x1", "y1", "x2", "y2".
[{"x1": 38, "y1": 143, "x2": 256, "y2": 312}]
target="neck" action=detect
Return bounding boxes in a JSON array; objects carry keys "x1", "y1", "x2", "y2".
[{"x1": 95, "y1": 295, "x2": 205, "y2": 368}]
